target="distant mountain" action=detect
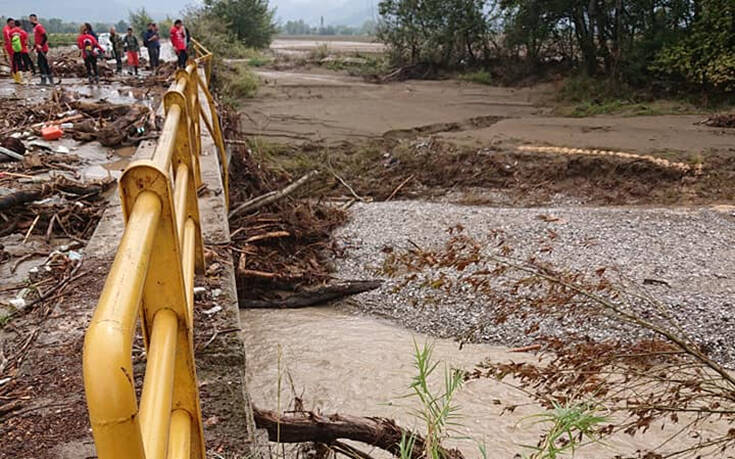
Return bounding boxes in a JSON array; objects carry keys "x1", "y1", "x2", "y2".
[
  {"x1": 272, "y1": 0, "x2": 376, "y2": 27},
  {"x1": 0, "y1": 0, "x2": 195, "y2": 22}
]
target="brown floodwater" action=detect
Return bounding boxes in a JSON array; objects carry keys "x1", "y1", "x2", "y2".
[{"x1": 241, "y1": 307, "x2": 727, "y2": 459}]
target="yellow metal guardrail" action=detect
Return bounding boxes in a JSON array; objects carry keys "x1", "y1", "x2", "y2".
[{"x1": 83, "y1": 41, "x2": 228, "y2": 458}]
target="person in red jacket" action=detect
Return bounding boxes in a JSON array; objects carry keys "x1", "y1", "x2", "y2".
[
  {"x1": 3, "y1": 18, "x2": 20, "y2": 83},
  {"x1": 29, "y1": 14, "x2": 56, "y2": 85},
  {"x1": 77, "y1": 25, "x2": 104, "y2": 84},
  {"x1": 10, "y1": 20, "x2": 35, "y2": 82},
  {"x1": 170, "y1": 19, "x2": 188, "y2": 69},
  {"x1": 3, "y1": 18, "x2": 14, "y2": 67}
]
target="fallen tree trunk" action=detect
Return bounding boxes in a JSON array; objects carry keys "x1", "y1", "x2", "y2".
[
  {"x1": 240, "y1": 280, "x2": 383, "y2": 309},
  {"x1": 253, "y1": 407, "x2": 464, "y2": 459},
  {"x1": 229, "y1": 170, "x2": 320, "y2": 219}
]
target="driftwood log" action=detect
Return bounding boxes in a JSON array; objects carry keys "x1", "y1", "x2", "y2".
[
  {"x1": 0, "y1": 190, "x2": 44, "y2": 212},
  {"x1": 240, "y1": 280, "x2": 383, "y2": 309},
  {"x1": 253, "y1": 407, "x2": 464, "y2": 459},
  {"x1": 229, "y1": 170, "x2": 320, "y2": 219},
  {"x1": 0, "y1": 178, "x2": 114, "y2": 212}
]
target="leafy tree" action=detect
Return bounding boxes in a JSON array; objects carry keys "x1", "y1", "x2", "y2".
[
  {"x1": 359, "y1": 19, "x2": 378, "y2": 36},
  {"x1": 376, "y1": 0, "x2": 735, "y2": 94},
  {"x1": 115, "y1": 20, "x2": 129, "y2": 33},
  {"x1": 183, "y1": 7, "x2": 254, "y2": 58},
  {"x1": 377, "y1": 0, "x2": 493, "y2": 67},
  {"x1": 128, "y1": 8, "x2": 154, "y2": 36},
  {"x1": 158, "y1": 17, "x2": 173, "y2": 39},
  {"x1": 283, "y1": 19, "x2": 315, "y2": 35},
  {"x1": 203, "y1": 0, "x2": 277, "y2": 49},
  {"x1": 653, "y1": 0, "x2": 735, "y2": 93}
]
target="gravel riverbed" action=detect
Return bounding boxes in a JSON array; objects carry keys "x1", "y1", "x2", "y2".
[{"x1": 333, "y1": 201, "x2": 735, "y2": 363}]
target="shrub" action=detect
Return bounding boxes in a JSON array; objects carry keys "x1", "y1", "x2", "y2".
[{"x1": 460, "y1": 70, "x2": 493, "y2": 85}]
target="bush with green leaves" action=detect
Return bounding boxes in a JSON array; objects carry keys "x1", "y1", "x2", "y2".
[
  {"x1": 201, "y1": 0, "x2": 277, "y2": 49},
  {"x1": 377, "y1": 0, "x2": 494, "y2": 67},
  {"x1": 376, "y1": 0, "x2": 735, "y2": 96},
  {"x1": 128, "y1": 8, "x2": 154, "y2": 37},
  {"x1": 183, "y1": 8, "x2": 259, "y2": 59},
  {"x1": 653, "y1": 0, "x2": 735, "y2": 93}
]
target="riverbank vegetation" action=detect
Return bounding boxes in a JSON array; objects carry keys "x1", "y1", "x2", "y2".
[{"x1": 377, "y1": 0, "x2": 735, "y2": 105}]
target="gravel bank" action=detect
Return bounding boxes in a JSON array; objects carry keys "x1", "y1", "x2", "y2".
[{"x1": 333, "y1": 202, "x2": 735, "y2": 363}]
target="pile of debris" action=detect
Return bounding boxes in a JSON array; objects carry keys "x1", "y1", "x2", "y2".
[
  {"x1": 68, "y1": 101, "x2": 158, "y2": 146},
  {"x1": 224, "y1": 110, "x2": 358, "y2": 308},
  {"x1": 51, "y1": 49, "x2": 114, "y2": 79},
  {"x1": 0, "y1": 89, "x2": 159, "y2": 148},
  {"x1": 703, "y1": 113, "x2": 735, "y2": 128},
  {"x1": 0, "y1": 172, "x2": 114, "y2": 241}
]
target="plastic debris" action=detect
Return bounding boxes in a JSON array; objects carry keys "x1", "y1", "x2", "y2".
[
  {"x1": 41, "y1": 126, "x2": 63, "y2": 141},
  {"x1": 203, "y1": 305, "x2": 222, "y2": 316},
  {"x1": 9, "y1": 298, "x2": 26, "y2": 309}
]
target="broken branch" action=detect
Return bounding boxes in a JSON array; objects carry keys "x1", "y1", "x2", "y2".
[{"x1": 229, "y1": 170, "x2": 320, "y2": 219}]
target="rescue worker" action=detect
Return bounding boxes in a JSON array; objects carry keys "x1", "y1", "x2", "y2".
[
  {"x1": 77, "y1": 25, "x2": 104, "y2": 84},
  {"x1": 142, "y1": 22, "x2": 160, "y2": 71},
  {"x1": 29, "y1": 14, "x2": 56, "y2": 85},
  {"x1": 10, "y1": 20, "x2": 35, "y2": 83},
  {"x1": 109, "y1": 26, "x2": 124, "y2": 73},
  {"x1": 122, "y1": 27, "x2": 140, "y2": 75},
  {"x1": 3, "y1": 18, "x2": 18, "y2": 83},
  {"x1": 170, "y1": 19, "x2": 187, "y2": 69}
]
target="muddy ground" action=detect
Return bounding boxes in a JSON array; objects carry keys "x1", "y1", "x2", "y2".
[{"x1": 240, "y1": 66, "x2": 734, "y2": 207}]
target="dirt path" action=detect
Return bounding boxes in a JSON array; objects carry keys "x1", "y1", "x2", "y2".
[{"x1": 242, "y1": 68, "x2": 734, "y2": 154}]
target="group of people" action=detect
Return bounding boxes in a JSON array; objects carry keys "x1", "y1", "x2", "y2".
[
  {"x1": 3, "y1": 15, "x2": 55, "y2": 85},
  {"x1": 3, "y1": 15, "x2": 192, "y2": 86}
]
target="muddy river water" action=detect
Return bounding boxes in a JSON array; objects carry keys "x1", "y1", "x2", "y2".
[{"x1": 241, "y1": 307, "x2": 724, "y2": 458}]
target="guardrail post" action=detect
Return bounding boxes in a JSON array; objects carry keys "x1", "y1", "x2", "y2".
[{"x1": 119, "y1": 161, "x2": 206, "y2": 459}]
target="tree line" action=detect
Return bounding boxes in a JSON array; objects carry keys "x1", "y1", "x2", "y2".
[
  {"x1": 281, "y1": 19, "x2": 377, "y2": 36},
  {"x1": 377, "y1": 0, "x2": 735, "y2": 94}
]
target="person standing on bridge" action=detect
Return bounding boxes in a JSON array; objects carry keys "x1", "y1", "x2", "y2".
[
  {"x1": 109, "y1": 26, "x2": 124, "y2": 74},
  {"x1": 29, "y1": 14, "x2": 56, "y2": 86},
  {"x1": 77, "y1": 25, "x2": 104, "y2": 84},
  {"x1": 170, "y1": 20, "x2": 187, "y2": 69},
  {"x1": 3, "y1": 18, "x2": 19, "y2": 84},
  {"x1": 123, "y1": 27, "x2": 140, "y2": 76},
  {"x1": 143, "y1": 22, "x2": 160, "y2": 72},
  {"x1": 10, "y1": 20, "x2": 35, "y2": 84}
]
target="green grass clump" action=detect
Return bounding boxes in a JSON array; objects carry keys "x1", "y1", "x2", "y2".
[
  {"x1": 460, "y1": 70, "x2": 493, "y2": 85},
  {"x1": 322, "y1": 54, "x2": 388, "y2": 77},
  {"x1": 554, "y1": 75, "x2": 700, "y2": 117},
  {"x1": 247, "y1": 56, "x2": 273, "y2": 67},
  {"x1": 48, "y1": 33, "x2": 77, "y2": 48},
  {"x1": 521, "y1": 402, "x2": 608, "y2": 459},
  {"x1": 309, "y1": 43, "x2": 330, "y2": 61},
  {"x1": 217, "y1": 62, "x2": 259, "y2": 104},
  {"x1": 397, "y1": 341, "x2": 464, "y2": 459}
]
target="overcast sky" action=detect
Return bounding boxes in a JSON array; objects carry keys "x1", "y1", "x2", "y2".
[
  {"x1": 270, "y1": 0, "x2": 376, "y2": 25},
  {"x1": 0, "y1": 0, "x2": 376, "y2": 25}
]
